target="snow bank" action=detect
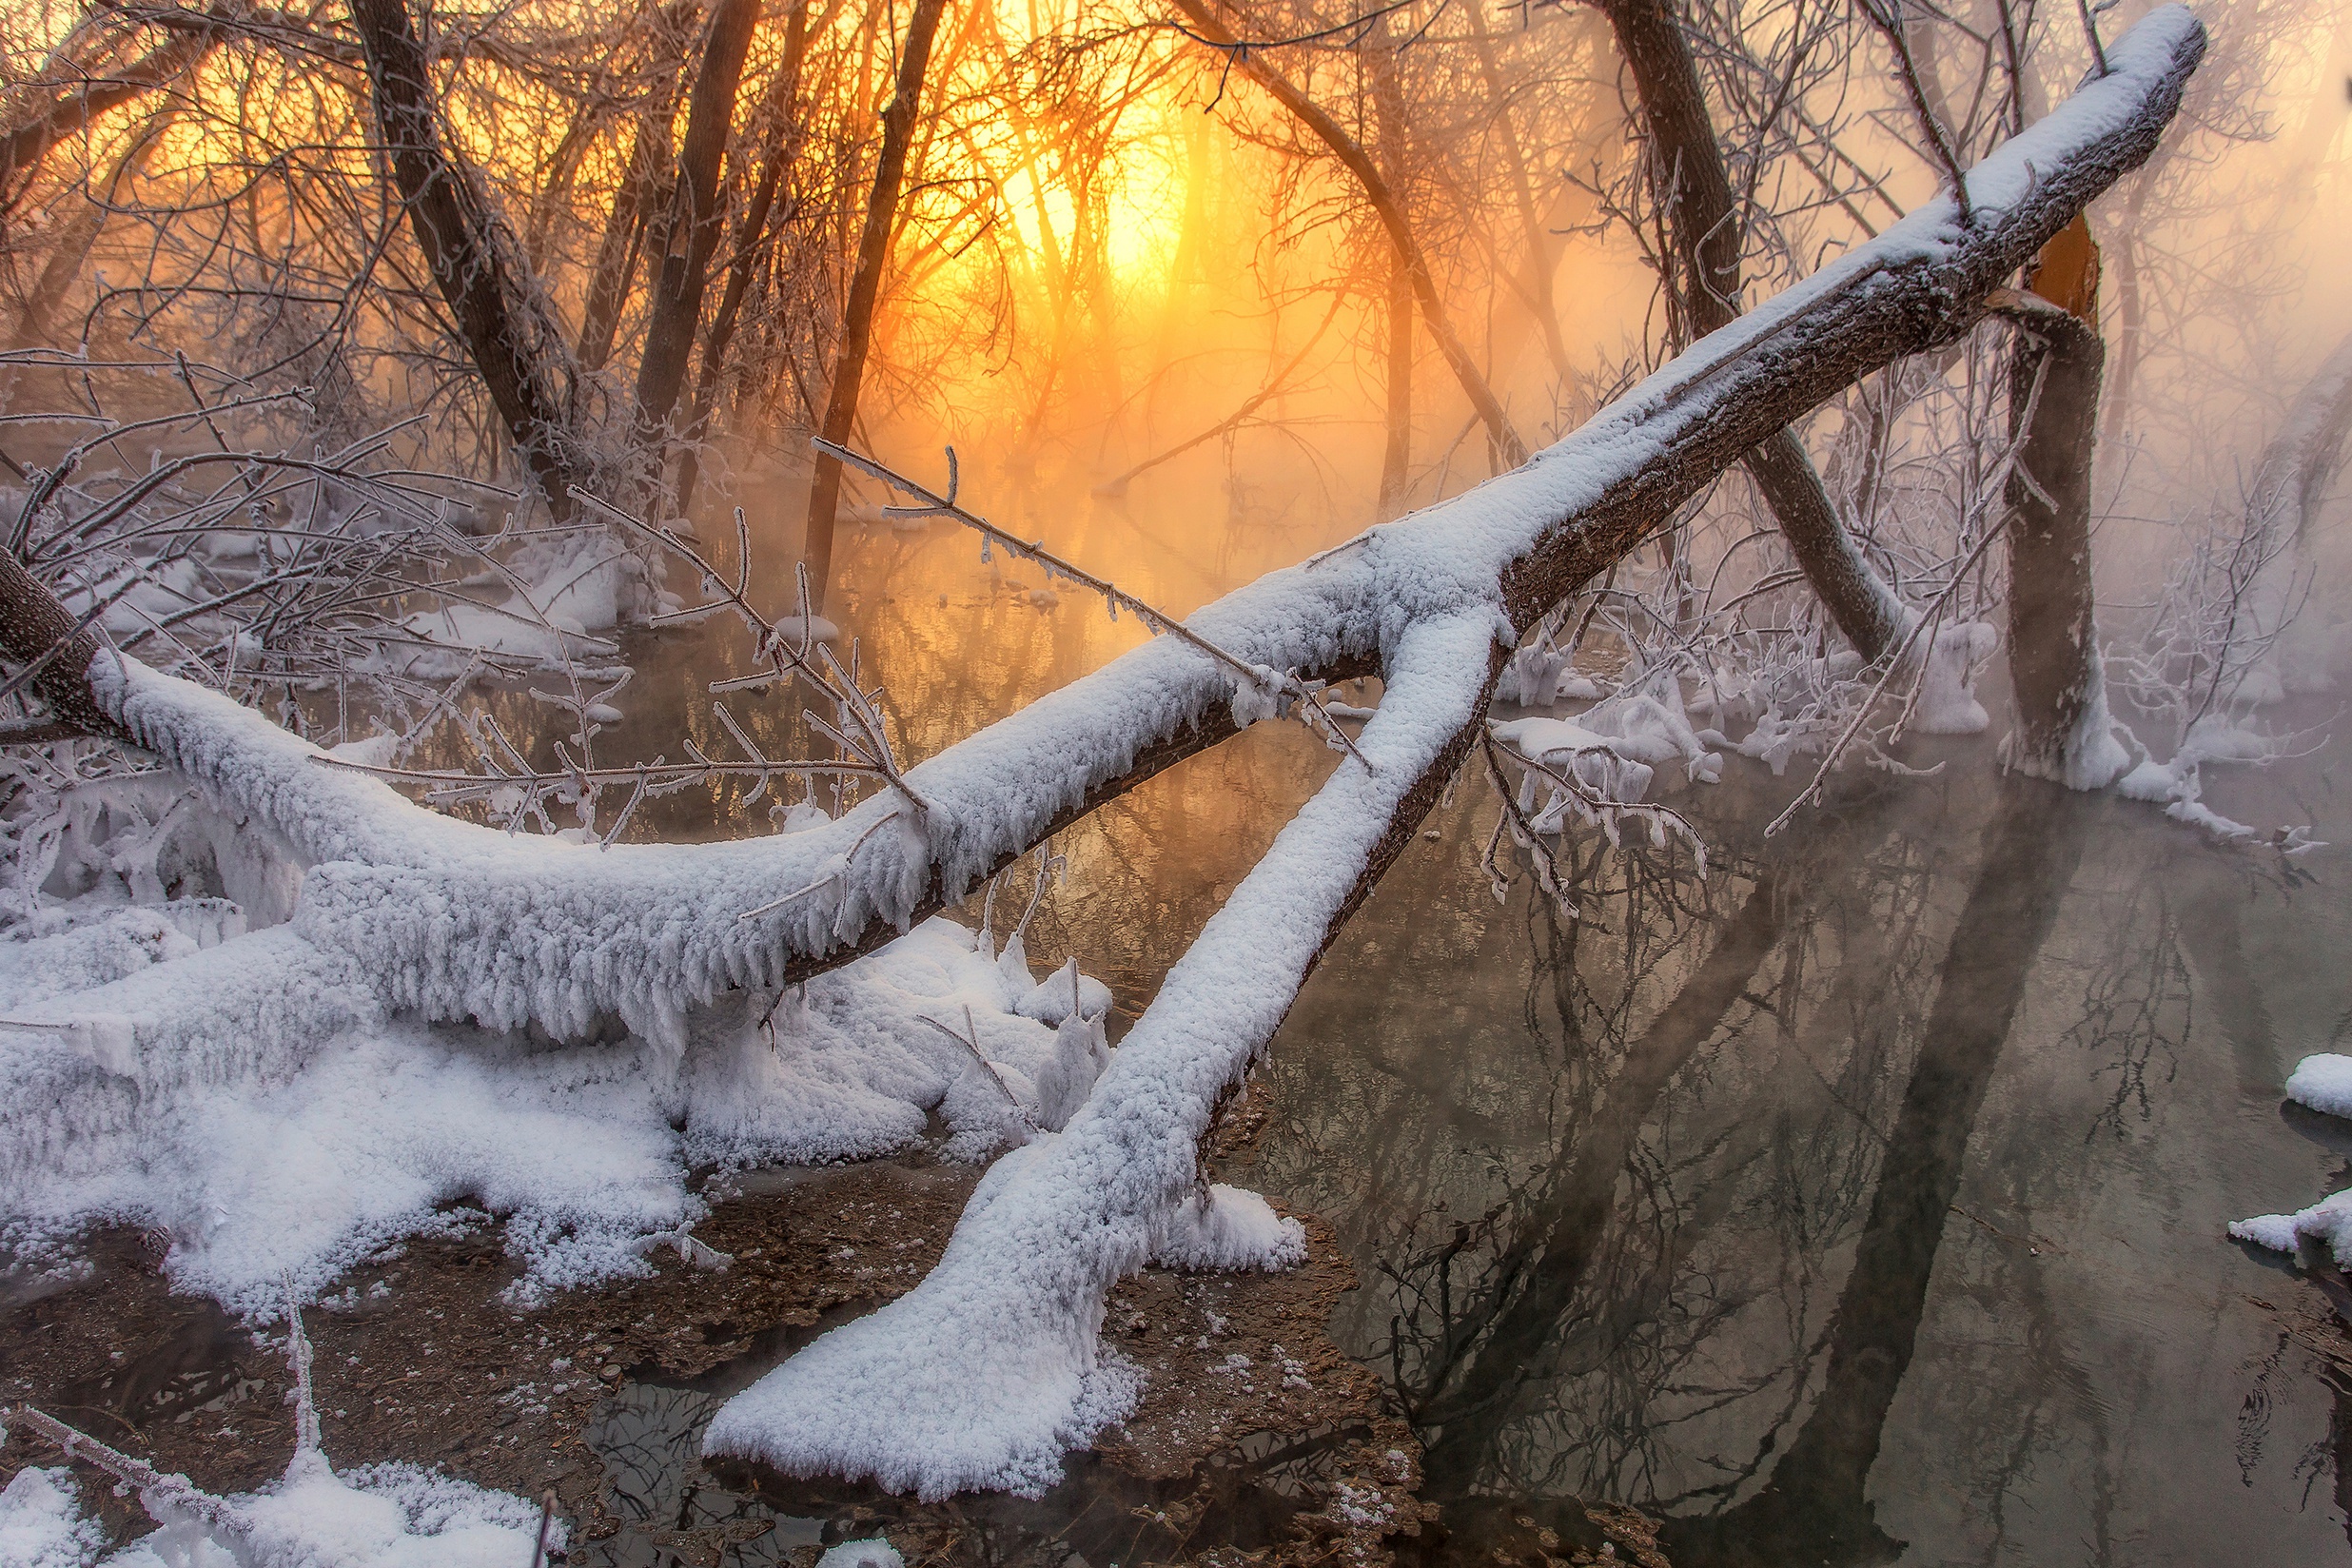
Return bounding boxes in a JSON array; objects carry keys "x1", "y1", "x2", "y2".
[
  {"x1": 1912, "y1": 621, "x2": 1997, "y2": 735},
  {"x1": 2114, "y1": 713, "x2": 2313, "y2": 843},
  {"x1": 115, "y1": 1460, "x2": 551, "y2": 1568},
  {"x1": 0, "y1": 910, "x2": 1111, "y2": 1312},
  {"x1": 816, "y1": 1539, "x2": 905, "y2": 1568},
  {"x1": 1150, "y1": 1184, "x2": 1308, "y2": 1272},
  {"x1": 2230, "y1": 1189, "x2": 2352, "y2": 1264}
]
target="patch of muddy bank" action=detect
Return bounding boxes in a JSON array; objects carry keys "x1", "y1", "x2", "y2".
[{"x1": 1, "y1": 1158, "x2": 1423, "y2": 1564}]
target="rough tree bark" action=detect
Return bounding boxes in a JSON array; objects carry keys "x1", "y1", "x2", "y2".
[
  {"x1": 1170, "y1": 0, "x2": 1529, "y2": 468},
  {"x1": 1592, "y1": 0, "x2": 1907, "y2": 662},
  {"x1": 0, "y1": 545, "x2": 133, "y2": 742},
  {"x1": 349, "y1": 0, "x2": 586, "y2": 519},
  {"x1": 628, "y1": 0, "x2": 762, "y2": 489},
  {"x1": 2001, "y1": 217, "x2": 2116, "y2": 784},
  {"x1": 802, "y1": 0, "x2": 951, "y2": 611}
]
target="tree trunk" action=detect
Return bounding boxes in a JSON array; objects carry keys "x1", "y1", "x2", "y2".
[
  {"x1": 0, "y1": 546, "x2": 132, "y2": 741},
  {"x1": 349, "y1": 0, "x2": 585, "y2": 519},
  {"x1": 1170, "y1": 0, "x2": 1528, "y2": 468},
  {"x1": 577, "y1": 7, "x2": 697, "y2": 376},
  {"x1": 1368, "y1": 27, "x2": 1414, "y2": 518},
  {"x1": 802, "y1": 0, "x2": 950, "y2": 612},
  {"x1": 629, "y1": 0, "x2": 761, "y2": 495},
  {"x1": 1380, "y1": 251, "x2": 1414, "y2": 519},
  {"x1": 2003, "y1": 216, "x2": 2115, "y2": 785},
  {"x1": 2098, "y1": 178, "x2": 2148, "y2": 447},
  {"x1": 676, "y1": 0, "x2": 816, "y2": 515},
  {"x1": 576, "y1": 95, "x2": 676, "y2": 376},
  {"x1": 1462, "y1": 0, "x2": 1575, "y2": 386},
  {"x1": 1591, "y1": 0, "x2": 1903, "y2": 662}
]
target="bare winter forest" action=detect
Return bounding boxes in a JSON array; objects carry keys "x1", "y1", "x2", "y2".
[{"x1": 0, "y1": 0, "x2": 2350, "y2": 1562}]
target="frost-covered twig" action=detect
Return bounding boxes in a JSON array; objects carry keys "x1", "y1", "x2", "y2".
[
  {"x1": 1764, "y1": 518, "x2": 2009, "y2": 835},
  {"x1": 6, "y1": 1403, "x2": 252, "y2": 1538},
  {"x1": 917, "y1": 1004, "x2": 1038, "y2": 1134}
]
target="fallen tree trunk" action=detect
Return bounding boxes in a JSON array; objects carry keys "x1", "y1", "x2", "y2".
[{"x1": 0, "y1": 3, "x2": 2204, "y2": 1500}]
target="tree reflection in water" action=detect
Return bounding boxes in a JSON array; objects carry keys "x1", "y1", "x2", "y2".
[{"x1": 1238, "y1": 763, "x2": 2348, "y2": 1565}]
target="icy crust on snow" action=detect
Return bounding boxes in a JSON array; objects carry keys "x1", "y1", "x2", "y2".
[
  {"x1": 0, "y1": 899, "x2": 244, "y2": 1009},
  {"x1": 0, "y1": 1455, "x2": 556, "y2": 1567},
  {"x1": 0, "y1": 915, "x2": 1110, "y2": 1311},
  {"x1": 815, "y1": 1540, "x2": 905, "y2": 1568},
  {"x1": 697, "y1": 9, "x2": 2208, "y2": 1500},
  {"x1": 0, "y1": 1469, "x2": 104, "y2": 1568}
]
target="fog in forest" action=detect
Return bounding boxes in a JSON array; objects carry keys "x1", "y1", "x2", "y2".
[{"x1": 5, "y1": 1, "x2": 2352, "y2": 1564}]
